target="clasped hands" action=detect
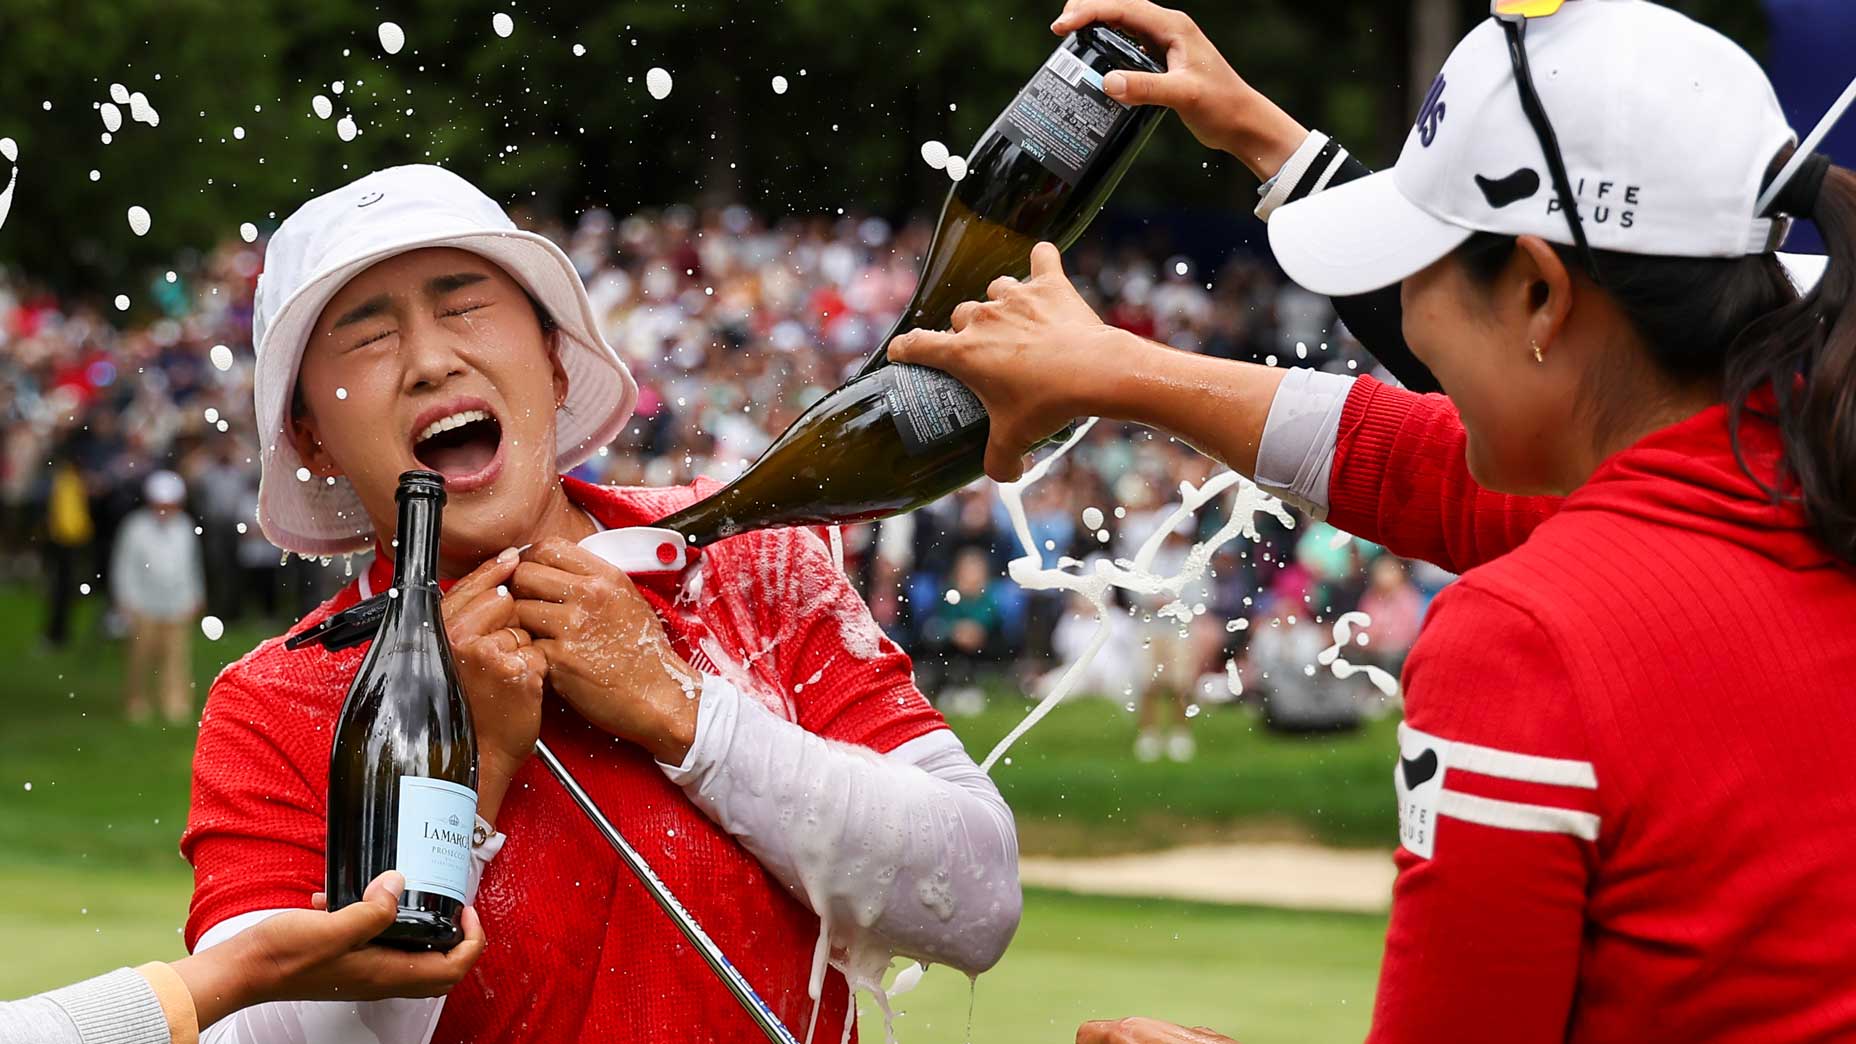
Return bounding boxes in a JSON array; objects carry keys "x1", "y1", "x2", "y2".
[{"x1": 440, "y1": 538, "x2": 701, "y2": 823}]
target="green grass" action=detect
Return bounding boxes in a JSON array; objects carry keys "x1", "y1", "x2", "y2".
[
  {"x1": 0, "y1": 584, "x2": 1393, "y2": 1040},
  {"x1": 944, "y1": 697, "x2": 1398, "y2": 854},
  {"x1": 860, "y1": 891, "x2": 1382, "y2": 1044}
]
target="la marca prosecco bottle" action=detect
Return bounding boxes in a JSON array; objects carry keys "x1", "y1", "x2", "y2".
[
  {"x1": 657, "y1": 26, "x2": 1165, "y2": 545},
  {"x1": 325, "y1": 470, "x2": 477, "y2": 950}
]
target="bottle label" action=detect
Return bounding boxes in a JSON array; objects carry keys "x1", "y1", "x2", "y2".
[
  {"x1": 997, "y1": 46, "x2": 1126, "y2": 186},
  {"x1": 395, "y1": 776, "x2": 477, "y2": 902},
  {"x1": 887, "y1": 363, "x2": 988, "y2": 455}
]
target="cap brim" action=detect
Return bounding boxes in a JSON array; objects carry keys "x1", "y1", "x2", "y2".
[{"x1": 1269, "y1": 171, "x2": 1473, "y2": 298}]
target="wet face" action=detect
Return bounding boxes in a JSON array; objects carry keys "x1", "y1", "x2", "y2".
[
  {"x1": 1399, "y1": 238, "x2": 1582, "y2": 496},
  {"x1": 292, "y1": 247, "x2": 569, "y2": 564}
]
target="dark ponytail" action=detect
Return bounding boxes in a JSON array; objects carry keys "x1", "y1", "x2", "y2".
[
  {"x1": 1452, "y1": 153, "x2": 1856, "y2": 567},
  {"x1": 1723, "y1": 162, "x2": 1856, "y2": 566}
]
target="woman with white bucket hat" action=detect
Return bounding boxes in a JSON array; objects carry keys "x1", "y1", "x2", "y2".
[
  {"x1": 890, "y1": 0, "x2": 1856, "y2": 1040},
  {"x1": 180, "y1": 164, "x2": 1021, "y2": 1043}
]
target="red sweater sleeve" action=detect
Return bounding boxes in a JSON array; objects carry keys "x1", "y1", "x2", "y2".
[
  {"x1": 180, "y1": 670, "x2": 328, "y2": 950},
  {"x1": 754, "y1": 526, "x2": 947, "y2": 753},
  {"x1": 1371, "y1": 581, "x2": 1599, "y2": 1044},
  {"x1": 1327, "y1": 377, "x2": 1561, "y2": 575}
]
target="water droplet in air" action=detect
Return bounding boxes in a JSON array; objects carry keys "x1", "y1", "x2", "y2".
[
  {"x1": 79, "y1": 583, "x2": 91, "y2": 595},
  {"x1": 204, "y1": 407, "x2": 220, "y2": 424},
  {"x1": 1185, "y1": 704, "x2": 1202, "y2": 718},
  {"x1": 1174, "y1": 261, "x2": 1188, "y2": 276},
  {"x1": 110, "y1": 83, "x2": 130, "y2": 104},
  {"x1": 114, "y1": 294, "x2": 130, "y2": 311},
  {"x1": 201, "y1": 616, "x2": 225, "y2": 641},
  {"x1": 378, "y1": 21, "x2": 405, "y2": 54},
  {"x1": 771, "y1": 75, "x2": 788, "y2": 94},
  {"x1": 919, "y1": 139, "x2": 949, "y2": 170},
  {"x1": 210, "y1": 344, "x2": 234, "y2": 371},
  {"x1": 127, "y1": 92, "x2": 158, "y2": 127},
  {"x1": 235, "y1": 522, "x2": 247, "y2": 534},
  {"x1": 336, "y1": 115, "x2": 358, "y2": 142},
  {"x1": 216, "y1": 420, "x2": 228, "y2": 432},
  {"x1": 572, "y1": 43, "x2": 586, "y2": 57},
  {"x1": 22, "y1": 783, "x2": 30, "y2": 792},
  {"x1": 232, "y1": 125, "x2": 245, "y2": 140},
  {"x1": 312, "y1": 95, "x2": 333, "y2": 120},
  {"x1": 239, "y1": 222, "x2": 258, "y2": 242},
  {"x1": 1081, "y1": 506, "x2": 1104, "y2": 530},
  {"x1": 336, "y1": 387, "x2": 348, "y2": 400},
  {"x1": 0, "y1": 139, "x2": 16, "y2": 163},
  {"x1": 492, "y1": 12, "x2": 514, "y2": 37},
  {"x1": 1296, "y1": 341, "x2": 1309, "y2": 359},
  {"x1": 944, "y1": 589, "x2": 961, "y2": 605},
  {"x1": 296, "y1": 467, "x2": 312, "y2": 482},
  {"x1": 127, "y1": 206, "x2": 151, "y2": 236},
  {"x1": 100, "y1": 103, "x2": 123, "y2": 133},
  {"x1": 944, "y1": 154, "x2": 969, "y2": 181},
  {"x1": 646, "y1": 67, "x2": 673, "y2": 100}
]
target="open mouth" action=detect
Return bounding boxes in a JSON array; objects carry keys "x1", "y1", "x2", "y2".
[{"x1": 412, "y1": 407, "x2": 504, "y2": 486}]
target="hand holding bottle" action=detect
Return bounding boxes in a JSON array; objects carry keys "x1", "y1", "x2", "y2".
[
  {"x1": 889, "y1": 242, "x2": 1135, "y2": 481},
  {"x1": 440, "y1": 548, "x2": 547, "y2": 825},
  {"x1": 170, "y1": 871, "x2": 484, "y2": 1028},
  {"x1": 510, "y1": 538, "x2": 702, "y2": 766},
  {"x1": 1050, "y1": 0, "x2": 1307, "y2": 178}
]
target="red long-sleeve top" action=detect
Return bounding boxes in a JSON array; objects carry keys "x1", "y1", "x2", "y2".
[
  {"x1": 1328, "y1": 378, "x2": 1856, "y2": 1042},
  {"x1": 182, "y1": 477, "x2": 945, "y2": 1043}
]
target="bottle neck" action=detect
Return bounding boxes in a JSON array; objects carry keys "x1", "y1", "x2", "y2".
[
  {"x1": 393, "y1": 493, "x2": 443, "y2": 588},
  {"x1": 656, "y1": 486, "x2": 739, "y2": 547}
]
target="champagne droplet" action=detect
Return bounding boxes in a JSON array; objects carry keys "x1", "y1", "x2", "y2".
[
  {"x1": 201, "y1": 616, "x2": 225, "y2": 641},
  {"x1": 378, "y1": 21, "x2": 405, "y2": 54},
  {"x1": 646, "y1": 67, "x2": 673, "y2": 100}
]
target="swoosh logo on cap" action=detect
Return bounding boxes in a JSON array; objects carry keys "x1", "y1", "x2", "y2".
[{"x1": 1475, "y1": 168, "x2": 1541, "y2": 209}]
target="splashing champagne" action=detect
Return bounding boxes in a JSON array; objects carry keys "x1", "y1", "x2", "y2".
[
  {"x1": 659, "y1": 26, "x2": 1166, "y2": 545},
  {"x1": 325, "y1": 470, "x2": 477, "y2": 950}
]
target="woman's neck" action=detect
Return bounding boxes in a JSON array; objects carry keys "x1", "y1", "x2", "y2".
[{"x1": 433, "y1": 480, "x2": 597, "y2": 580}]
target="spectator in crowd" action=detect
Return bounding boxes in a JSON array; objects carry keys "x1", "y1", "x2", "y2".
[
  {"x1": 1356, "y1": 554, "x2": 1425, "y2": 682},
  {"x1": 109, "y1": 470, "x2": 205, "y2": 723},
  {"x1": 39, "y1": 431, "x2": 92, "y2": 648},
  {"x1": 922, "y1": 546, "x2": 1004, "y2": 715}
]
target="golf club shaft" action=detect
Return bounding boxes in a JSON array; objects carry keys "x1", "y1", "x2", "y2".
[{"x1": 532, "y1": 739, "x2": 802, "y2": 1044}]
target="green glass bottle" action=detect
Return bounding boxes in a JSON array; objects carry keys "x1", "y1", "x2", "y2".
[
  {"x1": 658, "y1": 26, "x2": 1165, "y2": 544},
  {"x1": 325, "y1": 470, "x2": 477, "y2": 950}
]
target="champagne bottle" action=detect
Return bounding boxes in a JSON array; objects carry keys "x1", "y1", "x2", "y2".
[
  {"x1": 657, "y1": 26, "x2": 1165, "y2": 545},
  {"x1": 855, "y1": 25, "x2": 1166, "y2": 376},
  {"x1": 326, "y1": 470, "x2": 477, "y2": 951}
]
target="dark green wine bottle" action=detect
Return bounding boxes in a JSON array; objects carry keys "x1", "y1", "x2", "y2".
[
  {"x1": 657, "y1": 26, "x2": 1165, "y2": 545},
  {"x1": 326, "y1": 470, "x2": 477, "y2": 951},
  {"x1": 855, "y1": 25, "x2": 1166, "y2": 377}
]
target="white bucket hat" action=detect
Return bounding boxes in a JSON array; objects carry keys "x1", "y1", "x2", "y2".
[{"x1": 251, "y1": 164, "x2": 637, "y2": 556}]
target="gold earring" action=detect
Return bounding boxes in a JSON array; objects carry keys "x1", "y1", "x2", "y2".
[{"x1": 1532, "y1": 340, "x2": 1544, "y2": 364}]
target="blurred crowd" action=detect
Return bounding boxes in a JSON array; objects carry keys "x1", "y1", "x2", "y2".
[{"x1": 0, "y1": 202, "x2": 1451, "y2": 750}]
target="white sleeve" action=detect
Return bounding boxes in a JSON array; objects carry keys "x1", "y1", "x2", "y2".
[
  {"x1": 195, "y1": 822, "x2": 505, "y2": 1044},
  {"x1": 1252, "y1": 367, "x2": 1357, "y2": 519},
  {"x1": 1254, "y1": 131, "x2": 1351, "y2": 222},
  {"x1": 659, "y1": 675, "x2": 1021, "y2": 974}
]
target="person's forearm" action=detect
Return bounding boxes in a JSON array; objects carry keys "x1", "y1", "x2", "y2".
[
  {"x1": 662, "y1": 676, "x2": 1021, "y2": 973},
  {"x1": 1084, "y1": 329, "x2": 1288, "y2": 478},
  {"x1": 1219, "y1": 94, "x2": 1309, "y2": 184}
]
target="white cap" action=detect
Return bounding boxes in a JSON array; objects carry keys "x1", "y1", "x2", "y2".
[
  {"x1": 144, "y1": 470, "x2": 186, "y2": 506},
  {"x1": 251, "y1": 164, "x2": 637, "y2": 556},
  {"x1": 1271, "y1": 0, "x2": 1797, "y2": 297}
]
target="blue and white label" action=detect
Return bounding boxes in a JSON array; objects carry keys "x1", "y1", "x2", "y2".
[{"x1": 395, "y1": 776, "x2": 476, "y2": 902}]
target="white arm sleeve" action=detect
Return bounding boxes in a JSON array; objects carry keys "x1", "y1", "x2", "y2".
[
  {"x1": 659, "y1": 675, "x2": 1022, "y2": 974},
  {"x1": 194, "y1": 823, "x2": 505, "y2": 1044},
  {"x1": 1253, "y1": 367, "x2": 1357, "y2": 519}
]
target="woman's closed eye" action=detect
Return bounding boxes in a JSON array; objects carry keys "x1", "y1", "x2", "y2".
[{"x1": 440, "y1": 302, "x2": 489, "y2": 319}]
